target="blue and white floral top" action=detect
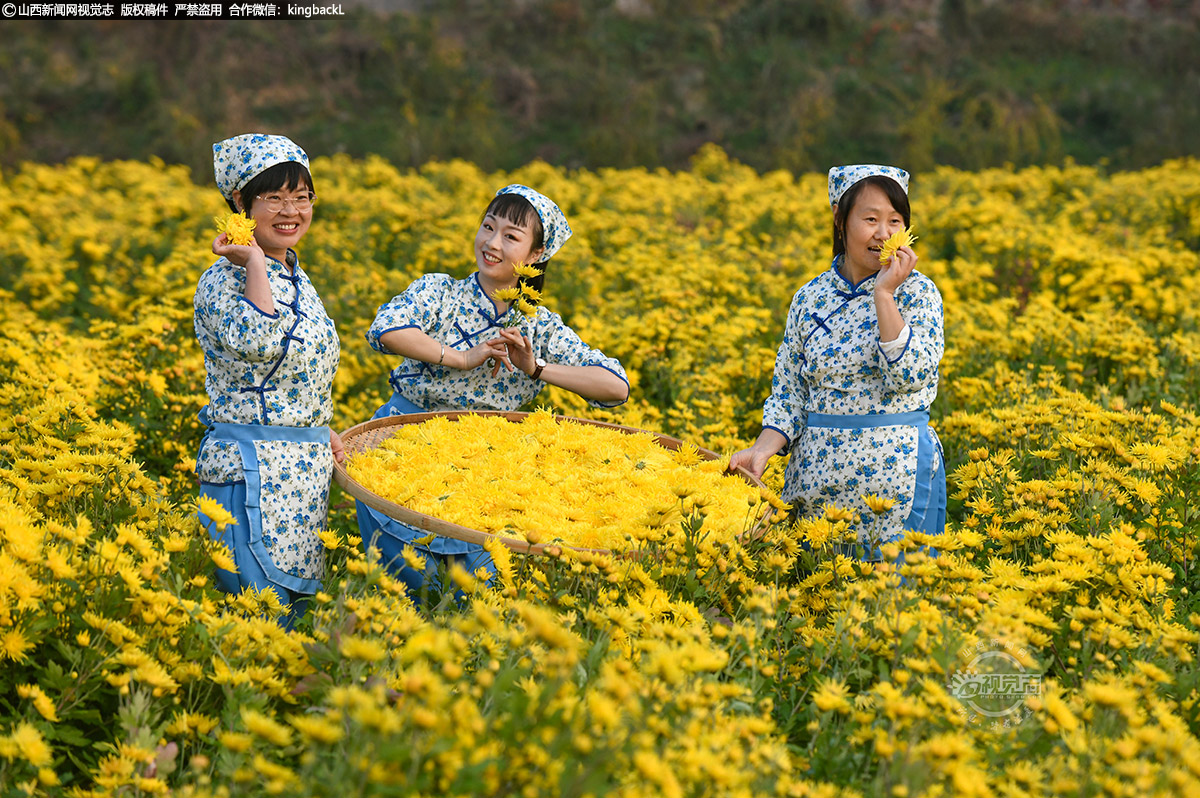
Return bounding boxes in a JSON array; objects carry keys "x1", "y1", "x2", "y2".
[
  {"x1": 762, "y1": 258, "x2": 944, "y2": 532},
  {"x1": 193, "y1": 251, "x2": 340, "y2": 585},
  {"x1": 368, "y1": 272, "x2": 628, "y2": 411}
]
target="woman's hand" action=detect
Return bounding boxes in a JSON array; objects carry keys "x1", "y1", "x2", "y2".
[
  {"x1": 455, "y1": 337, "x2": 513, "y2": 371},
  {"x1": 875, "y1": 245, "x2": 917, "y2": 296},
  {"x1": 330, "y1": 429, "x2": 345, "y2": 464},
  {"x1": 494, "y1": 328, "x2": 536, "y2": 376},
  {"x1": 728, "y1": 429, "x2": 788, "y2": 480},
  {"x1": 213, "y1": 233, "x2": 274, "y2": 314},
  {"x1": 729, "y1": 446, "x2": 772, "y2": 480},
  {"x1": 212, "y1": 233, "x2": 266, "y2": 271}
]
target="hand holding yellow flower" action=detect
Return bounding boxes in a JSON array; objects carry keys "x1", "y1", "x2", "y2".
[
  {"x1": 214, "y1": 211, "x2": 257, "y2": 246},
  {"x1": 878, "y1": 226, "x2": 917, "y2": 265}
]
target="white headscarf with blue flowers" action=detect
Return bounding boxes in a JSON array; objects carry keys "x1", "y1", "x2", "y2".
[
  {"x1": 827, "y1": 164, "x2": 910, "y2": 208},
  {"x1": 213, "y1": 134, "x2": 310, "y2": 202},
  {"x1": 494, "y1": 184, "x2": 572, "y2": 263}
]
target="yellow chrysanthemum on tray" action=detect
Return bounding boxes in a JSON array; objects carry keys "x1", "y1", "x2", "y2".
[
  {"x1": 213, "y1": 211, "x2": 257, "y2": 246},
  {"x1": 343, "y1": 411, "x2": 773, "y2": 552},
  {"x1": 878, "y1": 226, "x2": 917, "y2": 265}
]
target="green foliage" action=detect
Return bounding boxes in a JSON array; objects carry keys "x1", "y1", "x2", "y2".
[{"x1": 2, "y1": 1, "x2": 1197, "y2": 180}]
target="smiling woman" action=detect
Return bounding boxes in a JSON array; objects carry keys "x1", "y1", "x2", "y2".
[
  {"x1": 229, "y1": 161, "x2": 316, "y2": 269},
  {"x1": 193, "y1": 133, "x2": 343, "y2": 627},
  {"x1": 356, "y1": 184, "x2": 630, "y2": 602},
  {"x1": 730, "y1": 164, "x2": 947, "y2": 556}
]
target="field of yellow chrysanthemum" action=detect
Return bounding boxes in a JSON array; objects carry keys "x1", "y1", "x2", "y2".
[{"x1": 1, "y1": 148, "x2": 1199, "y2": 796}]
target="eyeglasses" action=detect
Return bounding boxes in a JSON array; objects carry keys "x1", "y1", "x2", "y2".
[{"x1": 254, "y1": 193, "x2": 317, "y2": 212}]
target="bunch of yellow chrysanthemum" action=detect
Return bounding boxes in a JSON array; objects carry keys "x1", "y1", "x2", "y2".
[{"x1": 494, "y1": 262, "x2": 544, "y2": 326}]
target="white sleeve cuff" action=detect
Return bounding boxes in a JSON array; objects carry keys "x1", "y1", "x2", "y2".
[{"x1": 879, "y1": 323, "x2": 911, "y2": 360}]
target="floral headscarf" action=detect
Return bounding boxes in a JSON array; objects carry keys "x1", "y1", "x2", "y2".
[
  {"x1": 495, "y1": 184, "x2": 572, "y2": 263},
  {"x1": 213, "y1": 134, "x2": 310, "y2": 202},
  {"x1": 827, "y1": 164, "x2": 910, "y2": 207}
]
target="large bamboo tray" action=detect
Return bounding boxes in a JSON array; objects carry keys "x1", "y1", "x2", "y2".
[{"x1": 333, "y1": 411, "x2": 769, "y2": 556}]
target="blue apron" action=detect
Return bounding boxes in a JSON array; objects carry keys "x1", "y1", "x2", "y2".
[
  {"x1": 355, "y1": 392, "x2": 496, "y2": 601},
  {"x1": 199, "y1": 412, "x2": 331, "y2": 595},
  {"x1": 806, "y1": 409, "x2": 946, "y2": 542}
]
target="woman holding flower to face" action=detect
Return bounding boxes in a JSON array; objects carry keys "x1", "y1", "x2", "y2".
[
  {"x1": 361, "y1": 184, "x2": 629, "y2": 598},
  {"x1": 195, "y1": 134, "x2": 342, "y2": 626},
  {"x1": 730, "y1": 165, "x2": 946, "y2": 553}
]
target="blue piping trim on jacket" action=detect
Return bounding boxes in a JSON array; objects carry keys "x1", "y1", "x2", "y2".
[
  {"x1": 472, "y1": 272, "x2": 510, "y2": 320},
  {"x1": 878, "y1": 325, "x2": 913, "y2": 365},
  {"x1": 238, "y1": 295, "x2": 279, "y2": 319},
  {"x1": 831, "y1": 256, "x2": 877, "y2": 293},
  {"x1": 371, "y1": 324, "x2": 419, "y2": 354},
  {"x1": 582, "y1": 363, "x2": 631, "y2": 407},
  {"x1": 250, "y1": 275, "x2": 304, "y2": 422},
  {"x1": 763, "y1": 424, "x2": 792, "y2": 454}
]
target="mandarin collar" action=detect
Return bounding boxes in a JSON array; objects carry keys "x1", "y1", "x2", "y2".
[
  {"x1": 471, "y1": 272, "x2": 513, "y2": 322},
  {"x1": 832, "y1": 255, "x2": 877, "y2": 292},
  {"x1": 264, "y1": 249, "x2": 300, "y2": 278}
]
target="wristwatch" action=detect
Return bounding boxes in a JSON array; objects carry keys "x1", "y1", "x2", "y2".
[{"x1": 531, "y1": 357, "x2": 547, "y2": 380}]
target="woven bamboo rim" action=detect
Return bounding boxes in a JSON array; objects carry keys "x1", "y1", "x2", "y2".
[{"x1": 333, "y1": 410, "x2": 770, "y2": 556}]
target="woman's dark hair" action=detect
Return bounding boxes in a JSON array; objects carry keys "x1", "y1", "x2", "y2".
[
  {"x1": 481, "y1": 193, "x2": 548, "y2": 293},
  {"x1": 230, "y1": 161, "x2": 315, "y2": 214},
  {"x1": 831, "y1": 175, "x2": 911, "y2": 258}
]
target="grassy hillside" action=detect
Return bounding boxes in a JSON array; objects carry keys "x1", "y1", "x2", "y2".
[{"x1": 2, "y1": 0, "x2": 1197, "y2": 179}]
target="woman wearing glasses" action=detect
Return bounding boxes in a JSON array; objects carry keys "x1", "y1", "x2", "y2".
[{"x1": 194, "y1": 133, "x2": 342, "y2": 627}]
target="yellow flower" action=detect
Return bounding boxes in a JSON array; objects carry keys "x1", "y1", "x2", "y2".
[
  {"x1": 401, "y1": 545, "x2": 427, "y2": 572},
  {"x1": 198, "y1": 496, "x2": 237, "y2": 531},
  {"x1": 878, "y1": 226, "x2": 917, "y2": 265},
  {"x1": 822, "y1": 504, "x2": 858, "y2": 523},
  {"x1": 493, "y1": 287, "x2": 521, "y2": 304},
  {"x1": 0, "y1": 628, "x2": 34, "y2": 663},
  {"x1": 519, "y1": 284, "x2": 543, "y2": 304},
  {"x1": 1042, "y1": 692, "x2": 1078, "y2": 733},
  {"x1": 218, "y1": 731, "x2": 253, "y2": 753},
  {"x1": 449, "y1": 563, "x2": 478, "y2": 593},
  {"x1": 512, "y1": 261, "x2": 543, "y2": 279},
  {"x1": 7, "y1": 722, "x2": 53, "y2": 767},
  {"x1": 214, "y1": 211, "x2": 257, "y2": 246},
  {"x1": 673, "y1": 442, "x2": 703, "y2": 466},
  {"x1": 165, "y1": 712, "x2": 219, "y2": 737},
  {"x1": 862, "y1": 494, "x2": 897, "y2": 515},
  {"x1": 288, "y1": 714, "x2": 344, "y2": 744},
  {"x1": 813, "y1": 678, "x2": 853, "y2": 713},
  {"x1": 17, "y1": 684, "x2": 58, "y2": 722},
  {"x1": 515, "y1": 296, "x2": 538, "y2": 318},
  {"x1": 339, "y1": 635, "x2": 387, "y2": 663},
  {"x1": 240, "y1": 709, "x2": 293, "y2": 747},
  {"x1": 209, "y1": 542, "x2": 239, "y2": 574}
]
